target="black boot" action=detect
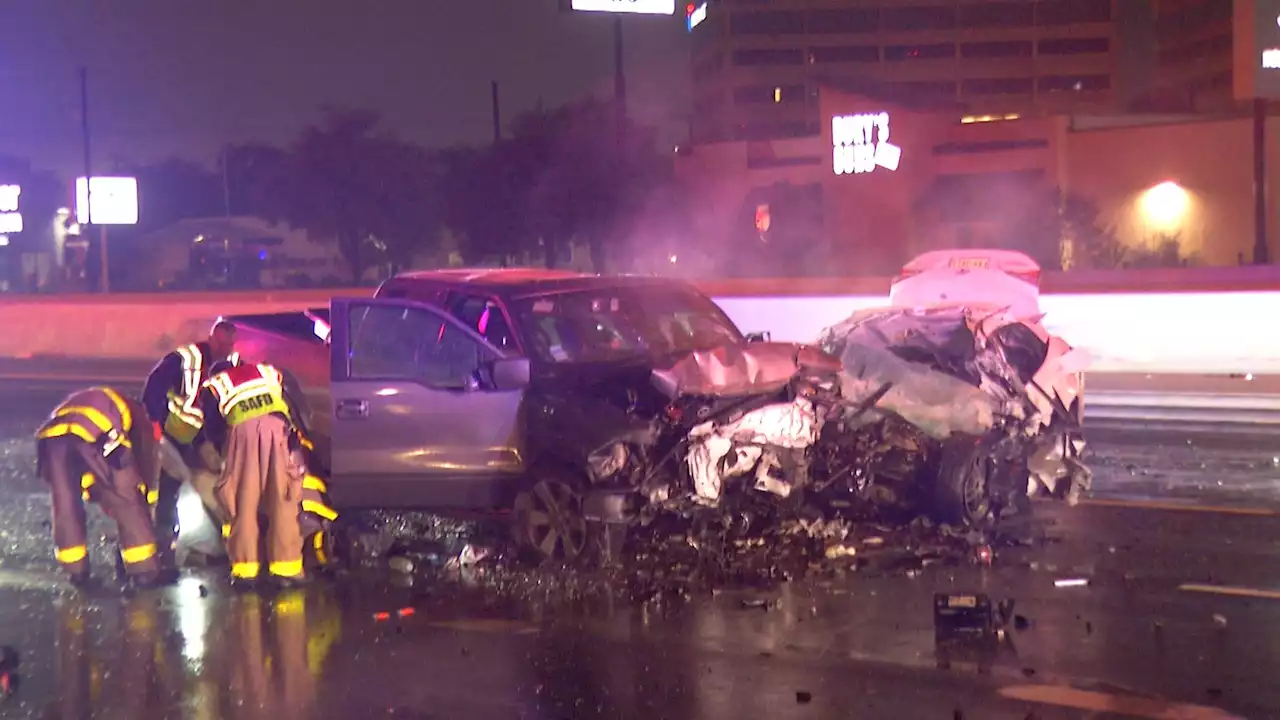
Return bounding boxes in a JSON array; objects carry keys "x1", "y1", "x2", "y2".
[
  {"x1": 270, "y1": 575, "x2": 311, "y2": 590},
  {"x1": 229, "y1": 576, "x2": 259, "y2": 593},
  {"x1": 124, "y1": 572, "x2": 168, "y2": 591}
]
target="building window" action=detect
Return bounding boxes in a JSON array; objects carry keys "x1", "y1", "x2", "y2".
[
  {"x1": 809, "y1": 45, "x2": 878, "y2": 63},
  {"x1": 806, "y1": 8, "x2": 878, "y2": 34},
  {"x1": 733, "y1": 84, "x2": 805, "y2": 104},
  {"x1": 958, "y1": 2, "x2": 1034, "y2": 28},
  {"x1": 1036, "y1": 0, "x2": 1111, "y2": 26},
  {"x1": 1038, "y1": 37, "x2": 1110, "y2": 55},
  {"x1": 962, "y1": 77, "x2": 1034, "y2": 95},
  {"x1": 1039, "y1": 74, "x2": 1111, "y2": 92},
  {"x1": 885, "y1": 43, "x2": 956, "y2": 61},
  {"x1": 732, "y1": 48, "x2": 805, "y2": 66},
  {"x1": 961, "y1": 41, "x2": 1033, "y2": 59},
  {"x1": 933, "y1": 139, "x2": 1050, "y2": 156},
  {"x1": 881, "y1": 5, "x2": 957, "y2": 31},
  {"x1": 729, "y1": 10, "x2": 805, "y2": 35},
  {"x1": 890, "y1": 80, "x2": 957, "y2": 99}
]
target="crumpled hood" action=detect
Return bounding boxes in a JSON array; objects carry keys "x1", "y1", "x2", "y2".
[{"x1": 651, "y1": 341, "x2": 841, "y2": 398}]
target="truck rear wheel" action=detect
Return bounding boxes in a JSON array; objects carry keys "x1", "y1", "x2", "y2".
[{"x1": 512, "y1": 464, "x2": 590, "y2": 565}]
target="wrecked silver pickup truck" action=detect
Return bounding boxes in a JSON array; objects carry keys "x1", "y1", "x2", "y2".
[
  {"x1": 590, "y1": 303, "x2": 1090, "y2": 539},
  {"x1": 222, "y1": 269, "x2": 1089, "y2": 567}
]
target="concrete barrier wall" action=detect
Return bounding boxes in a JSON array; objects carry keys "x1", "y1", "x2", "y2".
[
  {"x1": 0, "y1": 268, "x2": 1275, "y2": 373},
  {"x1": 0, "y1": 290, "x2": 364, "y2": 360}
]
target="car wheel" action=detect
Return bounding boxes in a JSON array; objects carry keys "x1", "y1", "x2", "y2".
[
  {"x1": 933, "y1": 439, "x2": 998, "y2": 529},
  {"x1": 512, "y1": 466, "x2": 590, "y2": 565}
]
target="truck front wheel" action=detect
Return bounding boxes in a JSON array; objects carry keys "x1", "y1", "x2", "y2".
[{"x1": 512, "y1": 463, "x2": 590, "y2": 566}]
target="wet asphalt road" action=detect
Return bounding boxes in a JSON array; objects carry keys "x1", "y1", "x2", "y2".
[{"x1": 0, "y1": 381, "x2": 1278, "y2": 717}]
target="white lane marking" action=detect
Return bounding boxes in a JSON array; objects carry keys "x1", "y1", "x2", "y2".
[
  {"x1": 998, "y1": 684, "x2": 1242, "y2": 719},
  {"x1": 1073, "y1": 498, "x2": 1277, "y2": 517},
  {"x1": 1178, "y1": 583, "x2": 1280, "y2": 600}
]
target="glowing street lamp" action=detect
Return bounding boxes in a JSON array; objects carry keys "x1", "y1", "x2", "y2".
[{"x1": 1138, "y1": 181, "x2": 1190, "y2": 231}]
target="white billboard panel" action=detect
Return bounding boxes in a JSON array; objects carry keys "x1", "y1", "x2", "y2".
[
  {"x1": 0, "y1": 184, "x2": 22, "y2": 234},
  {"x1": 571, "y1": 0, "x2": 676, "y2": 15},
  {"x1": 687, "y1": 2, "x2": 707, "y2": 29},
  {"x1": 76, "y1": 176, "x2": 139, "y2": 225}
]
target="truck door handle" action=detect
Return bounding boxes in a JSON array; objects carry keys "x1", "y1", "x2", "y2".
[{"x1": 335, "y1": 399, "x2": 369, "y2": 419}]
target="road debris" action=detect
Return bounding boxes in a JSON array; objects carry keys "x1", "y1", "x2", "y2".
[{"x1": 1054, "y1": 578, "x2": 1089, "y2": 588}]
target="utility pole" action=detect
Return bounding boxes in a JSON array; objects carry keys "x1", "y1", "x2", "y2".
[
  {"x1": 613, "y1": 15, "x2": 627, "y2": 150},
  {"x1": 79, "y1": 67, "x2": 108, "y2": 292},
  {"x1": 221, "y1": 147, "x2": 233, "y2": 217},
  {"x1": 491, "y1": 81, "x2": 502, "y2": 143},
  {"x1": 1254, "y1": 97, "x2": 1270, "y2": 264}
]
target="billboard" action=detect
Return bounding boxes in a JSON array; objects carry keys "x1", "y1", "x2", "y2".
[
  {"x1": 0, "y1": 185, "x2": 20, "y2": 234},
  {"x1": 832, "y1": 113, "x2": 902, "y2": 176},
  {"x1": 570, "y1": 0, "x2": 676, "y2": 15},
  {"x1": 1234, "y1": 0, "x2": 1280, "y2": 99},
  {"x1": 75, "y1": 176, "x2": 138, "y2": 225}
]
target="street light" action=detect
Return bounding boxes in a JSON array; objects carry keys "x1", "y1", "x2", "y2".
[{"x1": 1138, "y1": 181, "x2": 1191, "y2": 232}]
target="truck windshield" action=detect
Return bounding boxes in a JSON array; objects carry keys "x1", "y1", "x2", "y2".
[{"x1": 510, "y1": 286, "x2": 744, "y2": 364}]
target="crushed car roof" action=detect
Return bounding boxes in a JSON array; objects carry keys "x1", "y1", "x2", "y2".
[{"x1": 386, "y1": 268, "x2": 708, "y2": 299}]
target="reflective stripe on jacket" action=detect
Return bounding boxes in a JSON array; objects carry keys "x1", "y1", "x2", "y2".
[
  {"x1": 36, "y1": 387, "x2": 134, "y2": 451},
  {"x1": 163, "y1": 344, "x2": 206, "y2": 443},
  {"x1": 205, "y1": 363, "x2": 291, "y2": 427}
]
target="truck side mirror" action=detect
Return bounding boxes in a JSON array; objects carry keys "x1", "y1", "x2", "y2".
[{"x1": 490, "y1": 357, "x2": 531, "y2": 390}]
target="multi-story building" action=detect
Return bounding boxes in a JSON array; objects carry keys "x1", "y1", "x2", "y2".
[
  {"x1": 689, "y1": 0, "x2": 1134, "y2": 144},
  {"x1": 1149, "y1": 0, "x2": 1234, "y2": 111}
]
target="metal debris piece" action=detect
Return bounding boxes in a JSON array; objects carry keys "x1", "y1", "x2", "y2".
[
  {"x1": 1212, "y1": 613, "x2": 1227, "y2": 628},
  {"x1": 974, "y1": 545, "x2": 993, "y2": 566},
  {"x1": 388, "y1": 556, "x2": 415, "y2": 574},
  {"x1": 824, "y1": 544, "x2": 857, "y2": 560}
]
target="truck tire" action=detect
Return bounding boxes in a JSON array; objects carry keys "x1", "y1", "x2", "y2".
[
  {"x1": 512, "y1": 462, "x2": 591, "y2": 566},
  {"x1": 933, "y1": 438, "x2": 999, "y2": 530}
]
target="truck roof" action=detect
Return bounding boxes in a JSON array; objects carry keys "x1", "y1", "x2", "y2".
[{"x1": 382, "y1": 268, "x2": 705, "y2": 299}]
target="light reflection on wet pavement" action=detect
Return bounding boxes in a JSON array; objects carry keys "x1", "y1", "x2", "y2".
[{"x1": 0, "y1": 383, "x2": 1275, "y2": 717}]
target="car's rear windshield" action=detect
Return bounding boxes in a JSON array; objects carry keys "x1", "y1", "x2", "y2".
[{"x1": 509, "y1": 285, "x2": 744, "y2": 364}]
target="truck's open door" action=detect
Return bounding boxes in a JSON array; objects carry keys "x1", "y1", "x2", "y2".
[{"x1": 328, "y1": 298, "x2": 529, "y2": 509}]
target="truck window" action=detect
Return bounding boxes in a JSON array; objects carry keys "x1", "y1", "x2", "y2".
[
  {"x1": 348, "y1": 304, "x2": 483, "y2": 389},
  {"x1": 449, "y1": 295, "x2": 516, "y2": 351}
]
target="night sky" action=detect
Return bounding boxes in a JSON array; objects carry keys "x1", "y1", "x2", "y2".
[{"x1": 0, "y1": 0, "x2": 689, "y2": 178}]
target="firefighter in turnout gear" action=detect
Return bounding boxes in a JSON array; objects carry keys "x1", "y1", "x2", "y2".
[
  {"x1": 35, "y1": 387, "x2": 163, "y2": 588},
  {"x1": 196, "y1": 360, "x2": 306, "y2": 589},
  {"x1": 142, "y1": 320, "x2": 237, "y2": 573},
  {"x1": 291, "y1": 429, "x2": 339, "y2": 574}
]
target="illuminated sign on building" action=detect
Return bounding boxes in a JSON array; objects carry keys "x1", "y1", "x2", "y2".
[
  {"x1": 687, "y1": 2, "x2": 707, "y2": 30},
  {"x1": 832, "y1": 113, "x2": 902, "y2": 176},
  {"x1": 570, "y1": 0, "x2": 676, "y2": 15},
  {"x1": 1234, "y1": 0, "x2": 1280, "y2": 98},
  {"x1": 75, "y1": 176, "x2": 139, "y2": 225},
  {"x1": 0, "y1": 185, "x2": 21, "y2": 234}
]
